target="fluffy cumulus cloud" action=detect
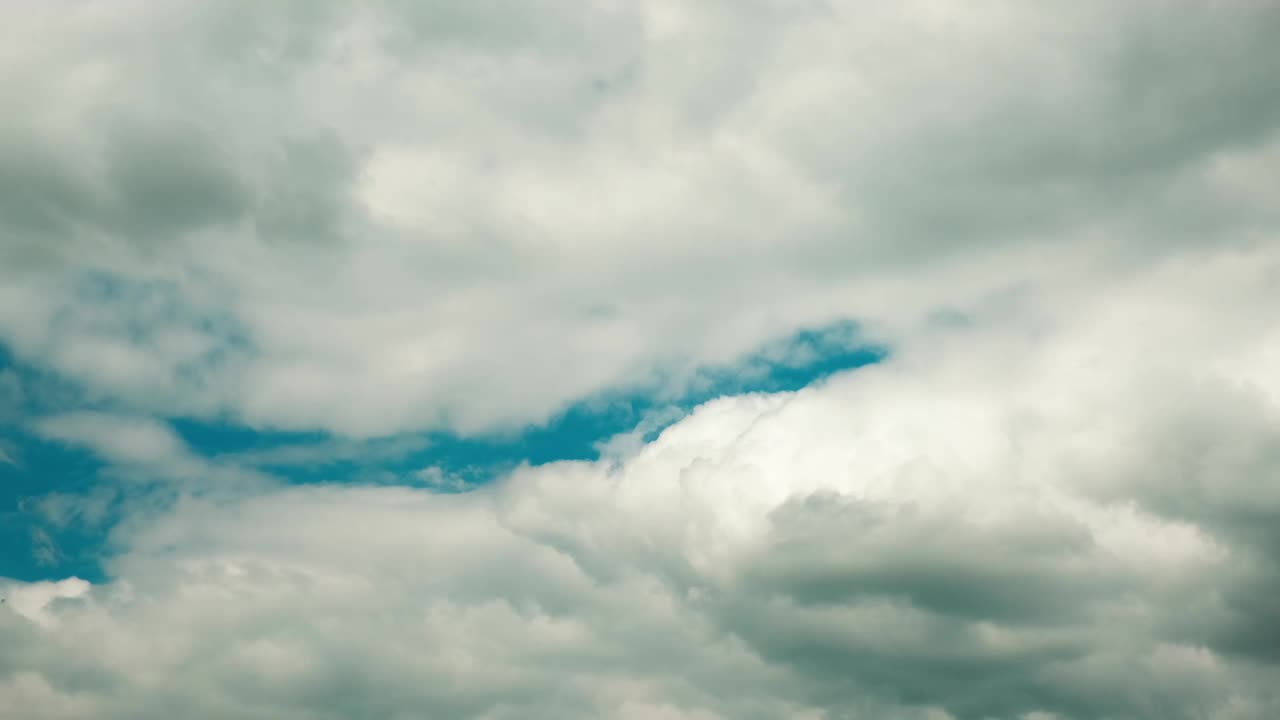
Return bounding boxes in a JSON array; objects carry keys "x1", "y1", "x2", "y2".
[
  {"x1": 3, "y1": 0, "x2": 1280, "y2": 718},
  {"x1": 3, "y1": 0, "x2": 1278, "y2": 435},
  {"x1": 7, "y1": 278, "x2": 1280, "y2": 718}
]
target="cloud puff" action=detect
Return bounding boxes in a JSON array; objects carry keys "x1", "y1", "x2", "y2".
[
  {"x1": 34, "y1": 413, "x2": 188, "y2": 468},
  {"x1": 2, "y1": 0, "x2": 1278, "y2": 435},
  {"x1": 5, "y1": 245, "x2": 1280, "y2": 718}
]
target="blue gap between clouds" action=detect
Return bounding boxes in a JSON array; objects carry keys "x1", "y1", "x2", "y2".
[
  {"x1": 174, "y1": 325, "x2": 885, "y2": 484},
  {"x1": 0, "y1": 324, "x2": 886, "y2": 583},
  {"x1": 1, "y1": 344, "x2": 109, "y2": 584}
]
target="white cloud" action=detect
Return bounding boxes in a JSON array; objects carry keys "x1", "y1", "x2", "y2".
[
  {"x1": 1, "y1": 0, "x2": 1278, "y2": 435},
  {"x1": 3, "y1": 2, "x2": 1280, "y2": 717},
  {"x1": 413, "y1": 465, "x2": 470, "y2": 492},
  {"x1": 30, "y1": 411, "x2": 277, "y2": 507},
  {"x1": 5, "y1": 248, "x2": 1280, "y2": 717},
  {"x1": 0, "y1": 577, "x2": 90, "y2": 629},
  {"x1": 34, "y1": 413, "x2": 186, "y2": 467}
]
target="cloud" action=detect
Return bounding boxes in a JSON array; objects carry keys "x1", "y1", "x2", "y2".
[
  {"x1": 2, "y1": 0, "x2": 1278, "y2": 436},
  {"x1": 30, "y1": 412, "x2": 278, "y2": 508},
  {"x1": 34, "y1": 413, "x2": 187, "y2": 468},
  {"x1": 28, "y1": 529, "x2": 63, "y2": 568},
  {"x1": 0, "y1": 369, "x2": 23, "y2": 420},
  {"x1": 4, "y1": 245, "x2": 1280, "y2": 717},
  {"x1": 0, "y1": 577, "x2": 90, "y2": 629},
  {"x1": 214, "y1": 434, "x2": 430, "y2": 470},
  {"x1": 413, "y1": 465, "x2": 470, "y2": 492},
  {"x1": 3, "y1": 2, "x2": 1280, "y2": 718},
  {"x1": 0, "y1": 370, "x2": 25, "y2": 464}
]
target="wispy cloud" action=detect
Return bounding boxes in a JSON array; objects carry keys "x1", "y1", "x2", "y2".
[{"x1": 29, "y1": 528, "x2": 62, "y2": 567}]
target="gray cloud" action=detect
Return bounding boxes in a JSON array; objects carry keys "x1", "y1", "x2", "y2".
[
  {"x1": 3, "y1": 1, "x2": 1280, "y2": 718},
  {"x1": 6, "y1": 286, "x2": 1280, "y2": 717},
  {"x1": 2, "y1": 0, "x2": 1278, "y2": 435}
]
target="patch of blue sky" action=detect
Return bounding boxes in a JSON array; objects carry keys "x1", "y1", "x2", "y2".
[
  {"x1": 0, "y1": 321, "x2": 885, "y2": 583},
  {"x1": 177, "y1": 320, "x2": 885, "y2": 485},
  {"x1": 0, "y1": 433, "x2": 106, "y2": 583},
  {"x1": 1, "y1": 344, "x2": 113, "y2": 582}
]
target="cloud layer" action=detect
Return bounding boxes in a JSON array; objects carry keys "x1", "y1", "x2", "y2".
[
  {"x1": 3, "y1": 0, "x2": 1279, "y2": 435},
  {"x1": 7, "y1": 241, "x2": 1280, "y2": 718},
  {"x1": 4, "y1": 1, "x2": 1280, "y2": 718}
]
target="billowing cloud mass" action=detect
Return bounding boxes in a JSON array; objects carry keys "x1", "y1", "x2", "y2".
[{"x1": 2, "y1": 1, "x2": 1280, "y2": 718}]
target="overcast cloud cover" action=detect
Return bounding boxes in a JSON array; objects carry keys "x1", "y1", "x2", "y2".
[{"x1": 2, "y1": 0, "x2": 1280, "y2": 718}]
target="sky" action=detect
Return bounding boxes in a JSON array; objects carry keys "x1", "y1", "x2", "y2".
[{"x1": 1, "y1": 1, "x2": 1279, "y2": 718}]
